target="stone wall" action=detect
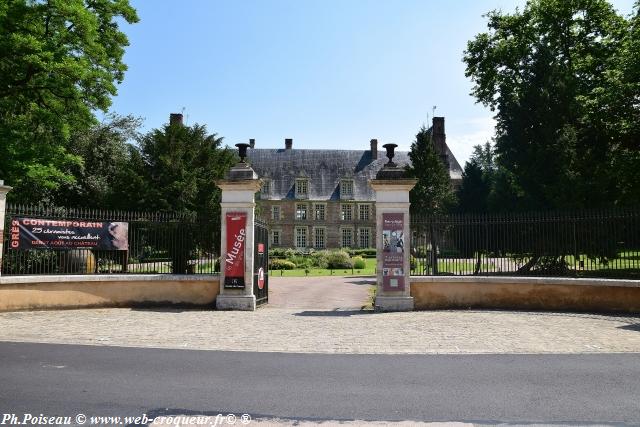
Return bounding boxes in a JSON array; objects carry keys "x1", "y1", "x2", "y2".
[
  {"x1": 0, "y1": 274, "x2": 220, "y2": 311},
  {"x1": 411, "y1": 276, "x2": 640, "y2": 313}
]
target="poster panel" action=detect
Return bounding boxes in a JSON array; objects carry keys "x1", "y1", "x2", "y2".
[
  {"x1": 382, "y1": 213, "x2": 405, "y2": 291},
  {"x1": 9, "y1": 218, "x2": 128, "y2": 250},
  {"x1": 224, "y1": 212, "x2": 247, "y2": 289}
]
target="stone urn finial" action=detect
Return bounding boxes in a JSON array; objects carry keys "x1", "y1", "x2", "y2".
[
  {"x1": 382, "y1": 143, "x2": 398, "y2": 167},
  {"x1": 235, "y1": 143, "x2": 250, "y2": 163}
]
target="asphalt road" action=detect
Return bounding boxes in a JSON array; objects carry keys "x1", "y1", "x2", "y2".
[{"x1": 1, "y1": 342, "x2": 639, "y2": 425}]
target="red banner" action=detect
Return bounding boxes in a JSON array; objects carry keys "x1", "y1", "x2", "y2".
[
  {"x1": 382, "y1": 213, "x2": 405, "y2": 291},
  {"x1": 224, "y1": 212, "x2": 247, "y2": 288}
]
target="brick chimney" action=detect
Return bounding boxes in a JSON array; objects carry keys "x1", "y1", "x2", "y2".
[
  {"x1": 169, "y1": 113, "x2": 183, "y2": 126},
  {"x1": 249, "y1": 138, "x2": 255, "y2": 149},
  {"x1": 285, "y1": 138, "x2": 293, "y2": 150},
  {"x1": 370, "y1": 139, "x2": 378, "y2": 159},
  {"x1": 432, "y1": 117, "x2": 446, "y2": 155}
]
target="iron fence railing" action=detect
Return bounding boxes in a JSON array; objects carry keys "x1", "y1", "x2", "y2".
[
  {"x1": 410, "y1": 208, "x2": 640, "y2": 279},
  {"x1": 2, "y1": 204, "x2": 220, "y2": 276}
]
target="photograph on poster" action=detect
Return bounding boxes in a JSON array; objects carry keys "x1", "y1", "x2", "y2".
[
  {"x1": 382, "y1": 213, "x2": 406, "y2": 291},
  {"x1": 382, "y1": 230, "x2": 404, "y2": 253}
]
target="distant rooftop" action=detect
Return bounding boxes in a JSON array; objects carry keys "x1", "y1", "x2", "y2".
[{"x1": 246, "y1": 146, "x2": 462, "y2": 201}]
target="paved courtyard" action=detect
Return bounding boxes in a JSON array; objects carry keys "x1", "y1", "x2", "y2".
[
  {"x1": 0, "y1": 306, "x2": 639, "y2": 354},
  {"x1": 268, "y1": 275, "x2": 374, "y2": 309}
]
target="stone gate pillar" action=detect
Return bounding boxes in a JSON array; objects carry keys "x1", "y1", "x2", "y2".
[
  {"x1": 215, "y1": 145, "x2": 262, "y2": 311},
  {"x1": 369, "y1": 145, "x2": 417, "y2": 311},
  {"x1": 0, "y1": 180, "x2": 12, "y2": 276}
]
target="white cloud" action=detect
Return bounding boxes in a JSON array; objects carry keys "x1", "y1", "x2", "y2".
[{"x1": 446, "y1": 116, "x2": 496, "y2": 166}]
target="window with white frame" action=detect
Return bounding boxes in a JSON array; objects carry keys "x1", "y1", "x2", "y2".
[
  {"x1": 358, "y1": 228, "x2": 371, "y2": 248},
  {"x1": 295, "y1": 179, "x2": 308, "y2": 198},
  {"x1": 341, "y1": 180, "x2": 354, "y2": 199},
  {"x1": 314, "y1": 203, "x2": 326, "y2": 221},
  {"x1": 358, "y1": 204, "x2": 371, "y2": 221},
  {"x1": 341, "y1": 228, "x2": 353, "y2": 248},
  {"x1": 295, "y1": 203, "x2": 308, "y2": 220},
  {"x1": 272, "y1": 206, "x2": 281, "y2": 221},
  {"x1": 271, "y1": 230, "x2": 281, "y2": 246},
  {"x1": 341, "y1": 204, "x2": 353, "y2": 221},
  {"x1": 261, "y1": 180, "x2": 271, "y2": 197},
  {"x1": 295, "y1": 227, "x2": 307, "y2": 249},
  {"x1": 314, "y1": 227, "x2": 326, "y2": 249}
]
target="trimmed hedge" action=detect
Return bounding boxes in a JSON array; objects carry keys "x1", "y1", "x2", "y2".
[
  {"x1": 270, "y1": 259, "x2": 297, "y2": 270},
  {"x1": 348, "y1": 248, "x2": 377, "y2": 258}
]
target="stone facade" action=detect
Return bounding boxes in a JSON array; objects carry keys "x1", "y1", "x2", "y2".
[
  {"x1": 257, "y1": 199, "x2": 377, "y2": 250},
  {"x1": 246, "y1": 117, "x2": 462, "y2": 250}
]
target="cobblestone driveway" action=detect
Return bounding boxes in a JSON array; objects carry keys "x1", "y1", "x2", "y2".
[
  {"x1": 268, "y1": 276, "x2": 373, "y2": 309},
  {"x1": 0, "y1": 307, "x2": 639, "y2": 354}
]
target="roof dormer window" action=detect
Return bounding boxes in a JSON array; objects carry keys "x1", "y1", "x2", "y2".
[
  {"x1": 295, "y1": 179, "x2": 308, "y2": 199},
  {"x1": 341, "y1": 179, "x2": 354, "y2": 200},
  {"x1": 261, "y1": 179, "x2": 271, "y2": 198}
]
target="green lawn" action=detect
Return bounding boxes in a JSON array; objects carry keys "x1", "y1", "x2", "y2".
[{"x1": 270, "y1": 257, "x2": 377, "y2": 277}]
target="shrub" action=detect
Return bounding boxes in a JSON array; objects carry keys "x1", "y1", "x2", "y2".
[
  {"x1": 310, "y1": 250, "x2": 330, "y2": 269},
  {"x1": 270, "y1": 259, "x2": 296, "y2": 270},
  {"x1": 352, "y1": 256, "x2": 366, "y2": 269},
  {"x1": 350, "y1": 248, "x2": 377, "y2": 258},
  {"x1": 290, "y1": 255, "x2": 312, "y2": 269},
  {"x1": 327, "y1": 250, "x2": 353, "y2": 269},
  {"x1": 269, "y1": 248, "x2": 288, "y2": 258}
]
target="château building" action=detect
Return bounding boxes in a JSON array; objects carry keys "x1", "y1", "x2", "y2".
[{"x1": 246, "y1": 117, "x2": 462, "y2": 250}]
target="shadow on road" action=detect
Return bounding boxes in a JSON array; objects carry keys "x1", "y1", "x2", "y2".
[
  {"x1": 619, "y1": 323, "x2": 640, "y2": 332},
  {"x1": 129, "y1": 305, "x2": 212, "y2": 313},
  {"x1": 343, "y1": 279, "x2": 376, "y2": 286},
  {"x1": 293, "y1": 309, "x2": 373, "y2": 317}
]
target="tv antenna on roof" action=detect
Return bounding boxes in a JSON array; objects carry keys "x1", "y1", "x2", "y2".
[{"x1": 180, "y1": 107, "x2": 189, "y2": 125}]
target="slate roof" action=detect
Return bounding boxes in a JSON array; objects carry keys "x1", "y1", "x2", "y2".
[{"x1": 246, "y1": 146, "x2": 462, "y2": 201}]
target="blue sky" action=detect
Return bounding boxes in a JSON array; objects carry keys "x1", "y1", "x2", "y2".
[{"x1": 107, "y1": 0, "x2": 636, "y2": 165}]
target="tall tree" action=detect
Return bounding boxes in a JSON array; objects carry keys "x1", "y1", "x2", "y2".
[
  {"x1": 56, "y1": 113, "x2": 142, "y2": 208},
  {"x1": 591, "y1": 2, "x2": 640, "y2": 205},
  {"x1": 456, "y1": 142, "x2": 526, "y2": 213},
  {"x1": 0, "y1": 0, "x2": 139, "y2": 203},
  {"x1": 134, "y1": 119, "x2": 237, "y2": 273},
  {"x1": 456, "y1": 143, "x2": 495, "y2": 213},
  {"x1": 406, "y1": 125, "x2": 455, "y2": 215},
  {"x1": 137, "y1": 120, "x2": 237, "y2": 219},
  {"x1": 464, "y1": 0, "x2": 631, "y2": 209}
]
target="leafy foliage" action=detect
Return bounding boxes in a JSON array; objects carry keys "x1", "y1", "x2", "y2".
[
  {"x1": 136, "y1": 121, "x2": 237, "y2": 219},
  {"x1": 269, "y1": 259, "x2": 297, "y2": 270},
  {"x1": 326, "y1": 250, "x2": 353, "y2": 269},
  {"x1": 0, "y1": 0, "x2": 139, "y2": 202},
  {"x1": 55, "y1": 113, "x2": 143, "y2": 208},
  {"x1": 352, "y1": 256, "x2": 366, "y2": 269},
  {"x1": 406, "y1": 126, "x2": 455, "y2": 214},
  {"x1": 464, "y1": 0, "x2": 637, "y2": 209},
  {"x1": 456, "y1": 143, "x2": 494, "y2": 213}
]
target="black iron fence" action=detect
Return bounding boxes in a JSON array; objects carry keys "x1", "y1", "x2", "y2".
[
  {"x1": 2, "y1": 204, "x2": 220, "y2": 276},
  {"x1": 410, "y1": 208, "x2": 640, "y2": 279}
]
